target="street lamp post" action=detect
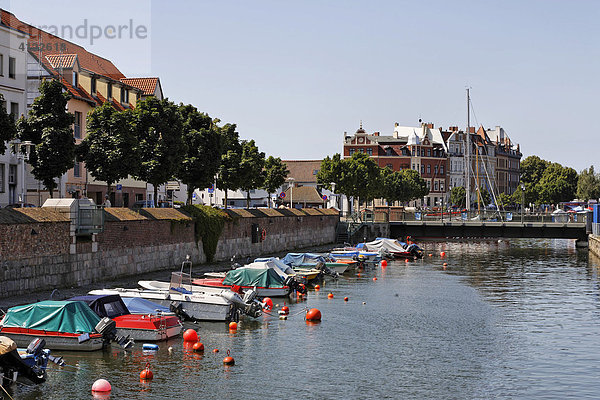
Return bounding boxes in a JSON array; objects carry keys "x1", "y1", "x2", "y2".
[
  {"x1": 10, "y1": 139, "x2": 33, "y2": 206},
  {"x1": 286, "y1": 177, "x2": 295, "y2": 209},
  {"x1": 521, "y1": 183, "x2": 525, "y2": 224}
]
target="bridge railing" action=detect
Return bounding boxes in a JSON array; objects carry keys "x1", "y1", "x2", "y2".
[{"x1": 388, "y1": 210, "x2": 590, "y2": 224}]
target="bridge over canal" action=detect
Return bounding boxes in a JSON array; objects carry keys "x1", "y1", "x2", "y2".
[{"x1": 340, "y1": 211, "x2": 592, "y2": 244}]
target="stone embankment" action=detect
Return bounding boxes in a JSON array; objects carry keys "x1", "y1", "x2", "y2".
[{"x1": 0, "y1": 207, "x2": 339, "y2": 299}]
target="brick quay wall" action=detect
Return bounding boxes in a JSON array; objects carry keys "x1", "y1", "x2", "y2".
[{"x1": 0, "y1": 207, "x2": 338, "y2": 299}]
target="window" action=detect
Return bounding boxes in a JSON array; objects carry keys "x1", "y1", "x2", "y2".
[
  {"x1": 426, "y1": 180, "x2": 431, "y2": 189},
  {"x1": 74, "y1": 111, "x2": 82, "y2": 139},
  {"x1": 349, "y1": 148, "x2": 355, "y2": 156},
  {"x1": 427, "y1": 164, "x2": 431, "y2": 174},
  {"x1": 74, "y1": 162, "x2": 81, "y2": 177},
  {"x1": 421, "y1": 149, "x2": 425, "y2": 157},
  {"x1": 434, "y1": 181, "x2": 439, "y2": 191},
  {"x1": 8, "y1": 57, "x2": 15, "y2": 79},
  {"x1": 440, "y1": 165, "x2": 444, "y2": 174},
  {"x1": 72, "y1": 72, "x2": 78, "y2": 87},
  {"x1": 91, "y1": 77, "x2": 97, "y2": 95},
  {"x1": 386, "y1": 163, "x2": 393, "y2": 169},
  {"x1": 107, "y1": 83, "x2": 112, "y2": 99},
  {"x1": 366, "y1": 148, "x2": 373, "y2": 156},
  {"x1": 386, "y1": 148, "x2": 392, "y2": 156},
  {"x1": 121, "y1": 88, "x2": 129, "y2": 103},
  {"x1": 10, "y1": 102, "x2": 18, "y2": 122},
  {"x1": 440, "y1": 182, "x2": 444, "y2": 192},
  {"x1": 0, "y1": 164, "x2": 4, "y2": 192},
  {"x1": 427, "y1": 149, "x2": 431, "y2": 157},
  {"x1": 8, "y1": 164, "x2": 17, "y2": 184},
  {"x1": 0, "y1": 54, "x2": 3, "y2": 76},
  {"x1": 434, "y1": 165, "x2": 438, "y2": 175}
]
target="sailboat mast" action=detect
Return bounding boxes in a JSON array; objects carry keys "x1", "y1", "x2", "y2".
[{"x1": 465, "y1": 88, "x2": 471, "y2": 211}]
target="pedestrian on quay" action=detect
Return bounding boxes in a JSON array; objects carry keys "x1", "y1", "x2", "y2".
[{"x1": 103, "y1": 195, "x2": 111, "y2": 207}]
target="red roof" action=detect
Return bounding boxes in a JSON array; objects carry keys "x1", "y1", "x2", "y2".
[
  {"x1": 120, "y1": 78, "x2": 159, "y2": 96},
  {"x1": 1, "y1": 9, "x2": 125, "y2": 80}
]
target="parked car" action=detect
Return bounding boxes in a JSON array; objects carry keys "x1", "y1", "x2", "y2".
[
  {"x1": 131, "y1": 200, "x2": 155, "y2": 209},
  {"x1": 4, "y1": 203, "x2": 36, "y2": 208}
]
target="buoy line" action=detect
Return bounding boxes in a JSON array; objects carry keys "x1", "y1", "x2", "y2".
[{"x1": 0, "y1": 383, "x2": 16, "y2": 400}]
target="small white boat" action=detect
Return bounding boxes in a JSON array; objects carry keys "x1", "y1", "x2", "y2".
[{"x1": 89, "y1": 287, "x2": 241, "y2": 322}]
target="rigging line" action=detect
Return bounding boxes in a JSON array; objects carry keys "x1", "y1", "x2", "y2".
[
  {"x1": 0, "y1": 383, "x2": 15, "y2": 400},
  {"x1": 468, "y1": 96, "x2": 480, "y2": 129}
]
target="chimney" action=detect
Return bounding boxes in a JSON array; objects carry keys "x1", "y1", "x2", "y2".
[
  {"x1": 469, "y1": 127, "x2": 476, "y2": 133},
  {"x1": 426, "y1": 123, "x2": 434, "y2": 129},
  {"x1": 373, "y1": 132, "x2": 380, "y2": 136}
]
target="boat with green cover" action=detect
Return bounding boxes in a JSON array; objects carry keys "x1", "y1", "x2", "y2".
[{"x1": 0, "y1": 301, "x2": 107, "y2": 351}]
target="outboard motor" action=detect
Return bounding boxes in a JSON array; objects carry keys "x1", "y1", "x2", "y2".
[
  {"x1": 314, "y1": 262, "x2": 339, "y2": 279},
  {"x1": 220, "y1": 290, "x2": 263, "y2": 319},
  {"x1": 169, "y1": 302, "x2": 198, "y2": 322},
  {"x1": 284, "y1": 276, "x2": 308, "y2": 294},
  {"x1": 95, "y1": 317, "x2": 134, "y2": 349},
  {"x1": 407, "y1": 244, "x2": 424, "y2": 259}
]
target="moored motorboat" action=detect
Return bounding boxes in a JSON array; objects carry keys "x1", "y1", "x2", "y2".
[
  {"x1": 360, "y1": 238, "x2": 424, "y2": 259},
  {"x1": 0, "y1": 301, "x2": 129, "y2": 351},
  {"x1": 70, "y1": 295, "x2": 182, "y2": 342},
  {"x1": 0, "y1": 336, "x2": 60, "y2": 387},
  {"x1": 192, "y1": 261, "x2": 306, "y2": 297}
]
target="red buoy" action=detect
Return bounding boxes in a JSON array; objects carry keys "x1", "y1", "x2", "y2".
[
  {"x1": 306, "y1": 308, "x2": 322, "y2": 322},
  {"x1": 229, "y1": 321, "x2": 238, "y2": 331},
  {"x1": 183, "y1": 329, "x2": 198, "y2": 342},
  {"x1": 344, "y1": 297, "x2": 349, "y2": 302},
  {"x1": 281, "y1": 306, "x2": 289, "y2": 315},
  {"x1": 91, "y1": 379, "x2": 111, "y2": 392},
  {"x1": 263, "y1": 297, "x2": 273, "y2": 311},
  {"x1": 405, "y1": 259, "x2": 409, "y2": 263},
  {"x1": 140, "y1": 364, "x2": 153, "y2": 381},
  {"x1": 192, "y1": 342, "x2": 204, "y2": 352},
  {"x1": 440, "y1": 251, "x2": 446, "y2": 257},
  {"x1": 373, "y1": 277, "x2": 377, "y2": 281},
  {"x1": 327, "y1": 293, "x2": 334, "y2": 299},
  {"x1": 381, "y1": 260, "x2": 388, "y2": 267},
  {"x1": 443, "y1": 262, "x2": 448, "y2": 267},
  {"x1": 213, "y1": 348, "x2": 219, "y2": 353},
  {"x1": 223, "y1": 350, "x2": 235, "y2": 365},
  {"x1": 314, "y1": 284, "x2": 320, "y2": 291}
]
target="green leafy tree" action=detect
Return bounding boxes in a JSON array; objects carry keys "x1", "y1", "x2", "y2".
[
  {"x1": 403, "y1": 169, "x2": 429, "y2": 202},
  {"x1": 521, "y1": 155, "x2": 549, "y2": 185},
  {"x1": 0, "y1": 94, "x2": 17, "y2": 153},
  {"x1": 216, "y1": 124, "x2": 242, "y2": 209},
  {"x1": 536, "y1": 163, "x2": 578, "y2": 204},
  {"x1": 76, "y1": 103, "x2": 138, "y2": 199},
  {"x1": 262, "y1": 156, "x2": 289, "y2": 208},
  {"x1": 343, "y1": 152, "x2": 382, "y2": 210},
  {"x1": 238, "y1": 140, "x2": 265, "y2": 208},
  {"x1": 450, "y1": 186, "x2": 466, "y2": 208},
  {"x1": 177, "y1": 105, "x2": 222, "y2": 204},
  {"x1": 497, "y1": 192, "x2": 512, "y2": 209},
  {"x1": 380, "y1": 168, "x2": 429, "y2": 206},
  {"x1": 317, "y1": 154, "x2": 348, "y2": 210},
  {"x1": 576, "y1": 165, "x2": 600, "y2": 201},
  {"x1": 476, "y1": 185, "x2": 491, "y2": 207},
  {"x1": 17, "y1": 79, "x2": 75, "y2": 197},
  {"x1": 132, "y1": 97, "x2": 185, "y2": 207}
]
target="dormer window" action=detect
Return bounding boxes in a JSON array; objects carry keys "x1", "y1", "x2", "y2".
[
  {"x1": 107, "y1": 83, "x2": 112, "y2": 100},
  {"x1": 121, "y1": 88, "x2": 129, "y2": 104},
  {"x1": 72, "y1": 72, "x2": 78, "y2": 87},
  {"x1": 91, "y1": 77, "x2": 97, "y2": 96}
]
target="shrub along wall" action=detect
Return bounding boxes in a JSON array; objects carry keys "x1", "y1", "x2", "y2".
[{"x1": 0, "y1": 206, "x2": 339, "y2": 298}]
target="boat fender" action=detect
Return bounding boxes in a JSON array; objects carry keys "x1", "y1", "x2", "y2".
[
  {"x1": 261, "y1": 228, "x2": 266, "y2": 241},
  {"x1": 142, "y1": 343, "x2": 159, "y2": 351}
]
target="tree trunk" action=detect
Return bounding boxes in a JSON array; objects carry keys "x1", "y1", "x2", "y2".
[
  {"x1": 224, "y1": 188, "x2": 228, "y2": 209},
  {"x1": 187, "y1": 185, "x2": 194, "y2": 205},
  {"x1": 268, "y1": 192, "x2": 272, "y2": 208},
  {"x1": 154, "y1": 184, "x2": 158, "y2": 207},
  {"x1": 106, "y1": 182, "x2": 112, "y2": 204},
  {"x1": 246, "y1": 190, "x2": 251, "y2": 209}
]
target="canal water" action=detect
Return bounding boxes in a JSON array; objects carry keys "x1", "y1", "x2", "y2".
[{"x1": 5, "y1": 238, "x2": 600, "y2": 399}]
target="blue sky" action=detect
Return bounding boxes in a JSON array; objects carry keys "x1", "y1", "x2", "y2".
[{"x1": 3, "y1": 0, "x2": 599, "y2": 171}]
